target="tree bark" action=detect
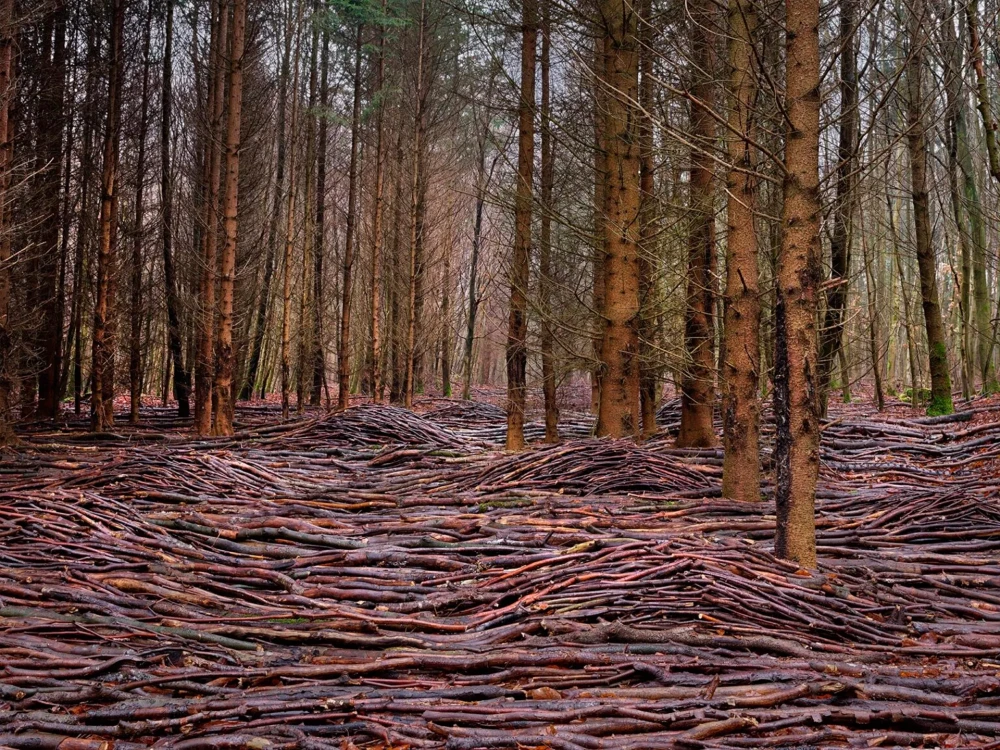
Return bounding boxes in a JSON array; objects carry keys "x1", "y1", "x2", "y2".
[
  {"x1": 338, "y1": 23, "x2": 364, "y2": 410},
  {"x1": 774, "y1": 0, "x2": 821, "y2": 567},
  {"x1": 404, "y1": 0, "x2": 427, "y2": 409},
  {"x1": 721, "y1": 0, "x2": 761, "y2": 501},
  {"x1": 818, "y1": 0, "x2": 858, "y2": 416},
  {"x1": 312, "y1": 24, "x2": 330, "y2": 406},
  {"x1": 638, "y1": 0, "x2": 657, "y2": 439},
  {"x1": 538, "y1": 0, "x2": 557, "y2": 442},
  {"x1": 905, "y1": 0, "x2": 952, "y2": 416},
  {"x1": 506, "y1": 0, "x2": 536, "y2": 451},
  {"x1": 370, "y1": 5, "x2": 387, "y2": 404},
  {"x1": 243, "y1": 17, "x2": 292, "y2": 403},
  {"x1": 594, "y1": 0, "x2": 641, "y2": 439},
  {"x1": 130, "y1": 2, "x2": 154, "y2": 425},
  {"x1": 36, "y1": 2, "x2": 68, "y2": 418},
  {"x1": 0, "y1": 0, "x2": 15, "y2": 443},
  {"x1": 677, "y1": 0, "x2": 718, "y2": 448},
  {"x1": 160, "y1": 0, "x2": 191, "y2": 418},
  {"x1": 212, "y1": 0, "x2": 248, "y2": 436},
  {"x1": 281, "y1": 2, "x2": 304, "y2": 420},
  {"x1": 91, "y1": 0, "x2": 125, "y2": 433},
  {"x1": 194, "y1": 0, "x2": 227, "y2": 434}
]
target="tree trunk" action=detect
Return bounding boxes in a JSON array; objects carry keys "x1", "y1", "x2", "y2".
[
  {"x1": 0, "y1": 0, "x2": 15, "y2": 443},
  {"x1": 194, "y1": 0, "x2": 227, "y2": 434},
  {"x1": 212, "y1": 0, "x2": 247, "y2": 436},
  {"x1": 160, "y1": 0, "x2": 191, "y2": 418},
  {"x1": 36, "y1": 3, "x2": 67, "y2": 419},
  {"x1": 462, "y1": 134, "x2": 493, "y2": 402},
  {"x1": 905, "y1": 0, "x2": 952, "y2": 416},
  {"x1": 338, "y1": 23, "x2": 364, "y2": 410},
  {"x1": 594, "y1": 0, "x2": 641, "y2": 439},
  {"x1": 818, "y1": 0, "x2": 858, "y2": 416},
  {"x1": 91, "y1": 0, "x2": 125, "y2": 433},
  {"x1": 370, "y1": 6, "x2": 387, "y2": 404},
  {"x1": 506, "y1": 0, "x2": 536, "y2": 451},
  {"x1": 243, "y1": 10, "x2": 292, "y2": 403},
  {"x1": 281, "y1": 3, "x2": 304, "y2": 420},
  {"x1": 677, "y1": 0, "x2": 718, "y2": 448},
  {"x1": 312, "y1": 25, "x2": 329, "y2": 406},
  {"x1": 638, "y1": 0, "x2": 657, "y2": 439},
  {"x1": 441, "y1": 230, "x2": 453, "y2": 398},
  {"x1": 537, "y1": 0, "x2": 557, "y2": 442},
  {"x1": 721, "y1": 0, "x2": 761, "y2": 501},
  {"x1": 404, "y1": 0, "x2": 427, "y2": 409},
  {"x1": 130, "y1": 3, "x2": 154, "y2": 425},
  {"x1": 774, "y1": 0, "x2": 821, "y2": 567},
  {"x1": 591, "y1": 33, "x2": 605, "y2": 417}
]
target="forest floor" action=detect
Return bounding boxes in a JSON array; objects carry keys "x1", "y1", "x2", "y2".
[{"x1": 4, "y1": 389, "x2": 1000, "y2": 749}]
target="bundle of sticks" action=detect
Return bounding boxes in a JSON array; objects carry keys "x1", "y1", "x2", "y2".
[{"x1": 3, "y1": 398, "x2": 1000, "y2": 748}]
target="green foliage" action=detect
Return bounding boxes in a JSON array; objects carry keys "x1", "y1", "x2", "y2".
[
  {"x1": 902, "y1": 387, "x2": 931, "y2": 405},
  {"x1": 927, "y1": 393, "x2": 954, "y2": 417}
]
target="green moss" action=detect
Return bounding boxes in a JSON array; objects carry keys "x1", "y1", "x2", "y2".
[
  {"x1": 902, "y1": 387, "x2": 931, "y2": 405},
  {"x1": 926, "y1": 393, "x2": 954, "y2": 416}
]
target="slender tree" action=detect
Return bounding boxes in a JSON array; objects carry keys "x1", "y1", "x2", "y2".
[
  {"x1": 194, "y1": 0, "x2": 227, "y2": 434},
  {"x1": 91, "y1": 0, "x2": 125, "y2": 432},
  {"x1": 594, "y1": 0, "x2": 641, "y2": 439},
  {"x1": 370, "y1": 1, "x2": 388, "y2": 403},
  {"x1": 129, "y1": 2, "x2": 154, "y2": 424},
  {"x1": 0, "y1": 0, "x2": 15, "y2": 443},
  {"x1": 774, "y1": 0, "x2": 821, "y2": 566},
  {"x1": 338, "y1": 22, "x2": 364, "y2": 410},
  {"x1": 213, "y1": 0, "x2": 249, "y2": 435},
  {"x1": 160, "y1": 0, "x2": 191, "y2": 417},
  {"x1": 721, "y1": 0, "x2": 760, "y2": 501},
  {"x1": 905, "y1": 0, "x2": 952, "y2": 416},
  {"x1": 677, "y1": 0, "x2": 718, "y2": 448},
  {"x1": 818, "y1": 0, "x2": 858, "y2": 415},
  {"x1": 506, "y1": 0, "x2": 536, "y2": 451}
]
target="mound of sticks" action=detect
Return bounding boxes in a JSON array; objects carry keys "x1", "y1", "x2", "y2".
[{"x1": 3, "y1": 397, "x2": 1000, "y2": 748}]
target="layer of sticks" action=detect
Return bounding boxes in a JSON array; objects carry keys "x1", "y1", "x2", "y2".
[{"x1": 3, "y1": 397, "x2": 1000, "y2": 749}]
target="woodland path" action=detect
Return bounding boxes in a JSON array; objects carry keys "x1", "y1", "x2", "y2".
[{"x1": 3, "y1": 395, "x2": 1000, "y2": 749}]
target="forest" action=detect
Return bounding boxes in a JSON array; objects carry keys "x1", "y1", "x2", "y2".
[{"x1": 5, "y1": 0, "x2": 1000, "y2": 746}]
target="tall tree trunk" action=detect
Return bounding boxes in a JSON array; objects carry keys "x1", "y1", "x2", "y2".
[
  {"x1": 887, "y1": 189, "x2": 921, "y2": 402},
  {"x1": 36, "y1": 3, "x2": 67, "y2": 418},
  {"x1": 721, "y1": 0, "x2": 761, "y2": 501},
  {"x1": 818, "y1": 0, "x2": 858, "y2": 416},
  {"x1": 91, "y1": 0, "x2": 125, "y2": 433},
  {"x1": 462, "y1": 135, "x2": 492, "y2": 401},
  {"x1": 638, "y1": 0, "x2": 657, "y2": 439},
  {"x1": 160, "y1": 0, "x2": 191, "y2": 418},
  {"x1": 677, "y1": 0, "x2": 718, "y2": 448},
  {"x1": 441, "y1": 231, "x2": 453, "y2": 397},
  {"x1": 130, "y1": 3, "x2": 154, "y2": 424},
  {"x1": 0, "y1": 0, "x2": 15, "y2": 443},
  {"x1": 213, "y1": 0, "x2": 247, "y2": 436},
  {"x1": 774, "y1": 0, "x2": 821, "y2": 567},
  {"x1": 591, "y1": 34, "x2": 605, "y2": 417},
  {"x1": 967, "y1": 0, "x2": 1000, "y2": 181},
  {"x1": 594, "y1": 0, "x2": 641, "y2": 439},
  {"x1": 539, "y1": 0, "x2": 558, "y2": 442},
  {"x1": 311, "y1": 25, "x2": 329, "y2": 406},
  {"x1": 194, "y1": 0, "x2": 227, "y2": 434},
  {"x1": 506, "y1": 0, "x2": 536, "y2": 451},
  {"x1": 905, "y1": 0, "x2": 952, "y2": 416},
  {"x1": 370, "y1": 5, "x2": 387, "y2": 404},
  {"x1": 404, "y1": 0, "x2": 427, "y2": 409},
  {"x1": 281, "y1": 4, "x2": 304, "y2": 421},
  {"x1": 243, "y1": 8, "x2": 292, "y2": 402},
  {"x1": 338, "y1": 23, "x2": 364, "y2": 410}
]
